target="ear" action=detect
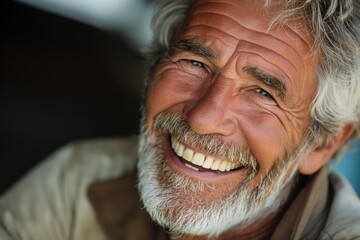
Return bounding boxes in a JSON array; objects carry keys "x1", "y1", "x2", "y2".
[{"x1": 299, "y1": 123, "x2": 355, "y2": 175}]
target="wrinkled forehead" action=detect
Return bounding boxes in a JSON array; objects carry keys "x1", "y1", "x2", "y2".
[{"x1": 185, "y1": 0, "x2": 314, "y2": 53}]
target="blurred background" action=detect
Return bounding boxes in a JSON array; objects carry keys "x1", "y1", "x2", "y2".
[{"x1": 0, "y1": 0, "x2": 359, "y2": 195}]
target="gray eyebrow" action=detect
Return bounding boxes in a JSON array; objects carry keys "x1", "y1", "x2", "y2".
[
  {"x1": 172, "y1": 39, "x2": 217, "y2": 59},
  {"x1": 243, "y1": 66, "x2": 287, "y2": 100}
]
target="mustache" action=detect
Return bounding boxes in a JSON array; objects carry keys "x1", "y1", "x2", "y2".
[{"x1": 151, "y1": 111, "x2": 259, "y2": 172}]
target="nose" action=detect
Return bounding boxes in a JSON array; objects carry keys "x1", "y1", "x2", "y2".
[{"x1": 184, "y1": 75, "x2": 236, "y2": 136}]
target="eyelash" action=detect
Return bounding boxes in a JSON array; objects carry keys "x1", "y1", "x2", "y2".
[
  {"x1": 190, "y1": 60, "x2": 204, "y2": 67},
  {"x1": 184, "y1": 59, "x2": 206, "y2": 69},
  {"x1": 177, "y1": 59, "x2": 210, "y2": 78},
  {"x1": 255, "y1": 88, "x2": 275, "y2": 101}
]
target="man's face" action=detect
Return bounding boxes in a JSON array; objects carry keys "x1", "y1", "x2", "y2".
[{"x1": 138, "y1": 0, "x2": 317, "y2": 237}]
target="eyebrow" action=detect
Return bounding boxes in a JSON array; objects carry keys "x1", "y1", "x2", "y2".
[
  {"x1": 172, "y1": 39, "x2": 217, "y2": 59},
  {"x1": 243, "y1": 66, "x2": 287, "y2": 100}
]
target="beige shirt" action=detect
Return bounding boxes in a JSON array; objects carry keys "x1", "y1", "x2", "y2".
[{"x1": 1, "y1": 137, "x2": 360, "y2": 239}]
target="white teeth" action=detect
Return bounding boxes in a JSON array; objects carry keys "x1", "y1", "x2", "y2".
[
  {"x1": 192, "y1": 152, "x2": 205, "y2": 166},
  {"x1": 182, "y1": 148, "x2": 194, "y2": 161},
  {"x1": 219, "y1": 161, "x2": 228, "y2": 172},
  {"x1": 202, "y1": 156, "x2": 213, "y2": 169},
  {"x1": 171, "y1": 136, "x2": 240, "y2": 172},
  {"x1": 171, "y1": 139, "x2": 176, "y2": 149},
  {"x1": 211, "y1": 159, "x2": 221, "y2": 170},
  {"x1": 185, "y1": 163, "x2": 199, "y2": 171},
  {"x1": 226, "y1": 163, "x2": 232, "y2": 172},
  {"x1": 176, "y1": 143, "x2": 185, "y2": 157}
]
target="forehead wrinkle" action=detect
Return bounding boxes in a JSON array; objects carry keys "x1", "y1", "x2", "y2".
[
  {"x1": 188, "y1": 12, "x2": 306, "y2": 72},
  {"x1": 191, "y1": 0, "x2": 312, "y2": 51},
  {"x1": 281, "y1": 24, "x2": 313, "y2": 52},
  {"x1": 192, "y1": 0, "x2": 313, "y2": 44},
  {"x1": 184, "y1": 26, "x2": 240, "y2": 64},
  {"x1": 266, "y1": 23, "x2": 313, "y2": 63},
  {"x1": 235, "y1": 40, "x2": 298, "y2": 81},
  {"x1": 235, "y1": 50, "x2": 292, "y2": 93},
  {"x1": 185, "y1": 25, "x2": 239, "y2": 49},
  {"x1": 194, "y1": 0, "x2": 240, "y2": 8}
]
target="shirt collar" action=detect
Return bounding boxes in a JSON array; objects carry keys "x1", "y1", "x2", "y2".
[{"x1": 271, "y1": 165, "x2": 331, "y2": 239}]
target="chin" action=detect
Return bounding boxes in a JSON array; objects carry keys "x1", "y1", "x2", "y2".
[
  {"x1": 137, "y1": 112, "x2": 302, "y2": 237},
  {"x1": 137, "y1": 133, "x2": 298, "y2": 237}
]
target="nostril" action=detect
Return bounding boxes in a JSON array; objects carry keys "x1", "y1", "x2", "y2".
[{"x1": 187, "y1": 106, "x2": 236, "y2": 136}]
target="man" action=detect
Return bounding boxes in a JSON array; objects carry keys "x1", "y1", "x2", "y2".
[{"x1": 1, "y1": 0, "x2": 360, "y2": 239}]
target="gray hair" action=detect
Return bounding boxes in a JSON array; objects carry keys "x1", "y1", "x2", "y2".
[
  {"x1": 145, "y1": 0, "x2": 360, "y2": 159},
  {"x1": 144, "y1": 0, "x2": 192, "y2": 80}
]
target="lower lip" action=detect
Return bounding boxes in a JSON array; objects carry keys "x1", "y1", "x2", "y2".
[{"x1": 163, "y1": 135, "x2": 246, "y2": 180}]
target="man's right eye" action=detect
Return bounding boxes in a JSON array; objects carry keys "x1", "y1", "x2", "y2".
[{"x1": 178, "y1": 59, "x2": 209, "y2": 74}]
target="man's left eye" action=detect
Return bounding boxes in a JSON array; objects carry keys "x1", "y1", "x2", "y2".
[
  {"x1": 256, "y1": 88, "x2": 274, "y2": 101},
  {"x1": 189, "y1": 60, "x2": 205, "y2": 68}
]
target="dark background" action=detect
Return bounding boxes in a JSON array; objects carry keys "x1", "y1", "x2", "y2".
[{"x1": 1, "y1": 1, "x2": 144, "y2": 193}]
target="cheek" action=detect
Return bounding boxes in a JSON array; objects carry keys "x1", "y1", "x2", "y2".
[
  {"x1": 238, "y1": 106, "x2": 290, "y2": 173},
  {"x1": 146, "y1": 79, "x2": 175, "y2": 119},
  {"x1": 146, "y1": 70, "x2": 205, "y2": 126}
]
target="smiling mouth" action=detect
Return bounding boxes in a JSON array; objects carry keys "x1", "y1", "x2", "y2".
[{"x1": 170, "y1": 136, "x2": 243, "y2": 173}]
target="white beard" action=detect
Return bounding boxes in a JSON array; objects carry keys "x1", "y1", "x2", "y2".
[{"x1": 137, "y1": 113, "x2": 307, "y2": 238}]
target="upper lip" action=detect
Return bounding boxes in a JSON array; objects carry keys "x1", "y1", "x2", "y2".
[{"x1": 170, "y1": 136, "x2": 242, "y2": 172}]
